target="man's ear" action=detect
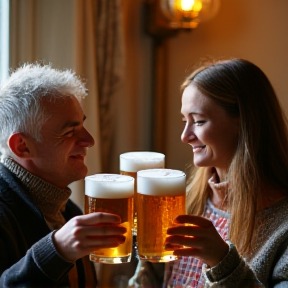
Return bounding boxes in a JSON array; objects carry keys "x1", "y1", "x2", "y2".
[{"x1": 8, "y1": 133, "x2": 32, "y2": 158}]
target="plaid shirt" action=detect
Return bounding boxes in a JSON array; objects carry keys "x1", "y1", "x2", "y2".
[{"x1": 164, "y1": 200, "x2": 229, "y2": 288}]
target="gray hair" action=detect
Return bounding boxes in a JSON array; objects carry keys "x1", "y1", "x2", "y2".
[{"x1": 0, "y1": 63, "x2": 87, "y2": 160}]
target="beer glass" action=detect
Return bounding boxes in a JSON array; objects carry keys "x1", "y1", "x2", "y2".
[
  {"x1": 137, "y1": 168, "x2": 186, "y2": 262},
  {"x1": 85, "y1": 174, "x2": 134, "y2": 264},
  {"x1": 120, "y1": 151, "x2": 165, "y2": 235}
]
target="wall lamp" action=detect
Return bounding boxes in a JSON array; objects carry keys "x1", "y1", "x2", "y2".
[{"x1": 145, "y1": 0, "x2": 220, "y2": 37}]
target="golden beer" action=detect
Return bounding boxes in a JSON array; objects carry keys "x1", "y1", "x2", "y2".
[
  {"x1": 120, "y1": 151, "x2": 165, "y2": 235},
  {"x1": 137, "y1": 169, "x2": 186, "y2": 262},
  {"x1": 84, "y1": 174, "x2": 134, "y2": 264}
]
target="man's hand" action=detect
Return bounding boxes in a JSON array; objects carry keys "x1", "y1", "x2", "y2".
[{"x1": 53, "y1": 212, "x2": 126, "y2": 262}]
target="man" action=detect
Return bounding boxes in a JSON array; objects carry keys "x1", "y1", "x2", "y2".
[{"x1": 0, "y1": 63, "x2": 126, "y2": 287}]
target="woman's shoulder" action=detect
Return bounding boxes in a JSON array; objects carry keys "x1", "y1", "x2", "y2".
[
  {"x1": 258, "y1": 195, "x2": 288, "y2": 219},
  {"x1": 255, "y1": 196, "x2": 288, "y2": 245}
]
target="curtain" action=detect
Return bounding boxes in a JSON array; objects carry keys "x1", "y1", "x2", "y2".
[
  {"x1": 96, "y1": 0, "x2": 125, "y2": 173},
  {"x1": 71, "y1": 0, "x2": 102, "y2": 209}
]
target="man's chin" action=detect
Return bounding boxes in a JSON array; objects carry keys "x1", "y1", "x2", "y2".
[{"x1": 69, "y1": 165, "x2": 88, "y2": 182}]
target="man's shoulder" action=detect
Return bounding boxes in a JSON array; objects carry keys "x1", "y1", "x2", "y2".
[
  {"x1": 0, "y1": 166, "x2": 23, "y2": 204},
  {"x1": 0, "y1": 168, "x2": 16, "y2": 206},
  {"x1": 0, "y1": 162, "x2": 19, "y2": 193}
]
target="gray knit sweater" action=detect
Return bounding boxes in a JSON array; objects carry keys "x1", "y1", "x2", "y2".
[{"x1": 200, "y1": 197, "x2": 288, "y2": 287}]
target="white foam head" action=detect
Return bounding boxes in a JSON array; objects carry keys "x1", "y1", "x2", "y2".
[
  {"x1": 120, "y1": 151, "x2": 165, "y2": 172},
  {"x1": 85, "y1": 174, "x2": 134, "y2": 198},
  {"x1": 137, "y1": 169, "x2": 186, "y2": 196}
]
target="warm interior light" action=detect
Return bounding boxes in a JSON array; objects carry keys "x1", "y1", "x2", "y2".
[
  {"x1": 174, "y1": 0, "x2": 203, "y2": 13},
  {"x1": 152, "y1": 0, "x2": 220, "y2": 34},
  {"x1": 193, "y1": 0, "x2": 202, "y2": 12},
  {"x1": 181, "y1": 0, "x2": 195, "y2": 11}
]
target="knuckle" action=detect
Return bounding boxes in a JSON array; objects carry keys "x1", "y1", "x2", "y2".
[
  {"x1": 73, "y1": 240, "x2": 83, "y2": 250},
  {"x1": 73, "y1": 216, "x2": 82, "y2": 225},
  {"x1": 71, "y1": 226, "x2": 82, "y2": 237},
  {"x1": 98, "y1": 212, "x2": 106, "y2": 222}
]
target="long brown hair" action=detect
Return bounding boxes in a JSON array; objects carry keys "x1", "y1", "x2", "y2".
[{"x1": 183, "y1": 58, "x2": 288, "y2": 255}]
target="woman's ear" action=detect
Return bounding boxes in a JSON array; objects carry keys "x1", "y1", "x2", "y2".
[{"x1": 8, "y1": 133, "x2": 31, "y2": 158}]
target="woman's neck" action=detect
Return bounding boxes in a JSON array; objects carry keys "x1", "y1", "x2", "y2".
[{"x1": 208, "y1": 172, "x2": 228, "y2": 211}]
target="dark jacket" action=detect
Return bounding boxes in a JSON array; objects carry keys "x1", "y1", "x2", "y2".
[{"x1": 0, "y1": 163, "x2": 91, "y2": 288}]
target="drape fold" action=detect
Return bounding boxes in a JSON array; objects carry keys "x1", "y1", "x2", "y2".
[{"x1": 96, "y1": 0, "x2": 125, "y2": 173}]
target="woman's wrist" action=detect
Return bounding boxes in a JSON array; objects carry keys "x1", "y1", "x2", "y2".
[{"x1": 204, "y1": 240, "x2": 241, "y2": 282}]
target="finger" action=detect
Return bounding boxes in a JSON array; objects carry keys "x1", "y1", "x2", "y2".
[
  {"x1": 167, "y1": 225, "x2": 203, "y2": 237},
  {"x1": 174, "y1": 215, "x2": 212, "y2": 228},
  {"x1": 86, "y1": 235, "x2": 126, "y2": 247},
  {"x1": 164, "y1": 242, "x2": 183, "y2": 251},
  {"x1": 74, "y1": 212, "x2": 121, "y2": 225},
  {"x1": 173, "y1": 247, "x2": 201, "y2": 257},
  {"x1": 78, "y1": 225, "x2": 127, "y2": 237},
  {"x1": 78, "y1": 236, "x2": 127, "y2": 256},
  {"x1": 174, "y1": 215, "x2": 212, "y2": 227},
  {"x1": 165, "y1": 235, "x2": 202, "y2": 249}
]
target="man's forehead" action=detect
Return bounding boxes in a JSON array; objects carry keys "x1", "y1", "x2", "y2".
[
  {"x1": 40, "y1": 95, "x2": 85, "y2": 129},
  {"x1": 42, "y1": 94, "x2": 81, "y2": 106}
]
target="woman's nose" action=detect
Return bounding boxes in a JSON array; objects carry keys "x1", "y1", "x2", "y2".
[{"x1": 181, "y1": 123, "x2": 196, "y2": 144}]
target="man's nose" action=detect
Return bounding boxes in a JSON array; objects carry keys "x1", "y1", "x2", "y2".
[{"x1": 77, "y1": 128, "x2": 95, "y2": 147}]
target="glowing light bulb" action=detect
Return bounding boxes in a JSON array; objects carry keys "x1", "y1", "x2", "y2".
[{"x1": 181, "y1": 0, "x2": 195, "y2": 11}]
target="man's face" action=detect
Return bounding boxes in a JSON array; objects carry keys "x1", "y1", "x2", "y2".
[{"x1": 26, "y1": 96, "x2": 95, "y2": 188}]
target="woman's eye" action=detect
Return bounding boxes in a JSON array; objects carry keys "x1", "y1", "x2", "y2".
[{"x1": 194, "y1": 121, "x2": 205, "y2": 126}]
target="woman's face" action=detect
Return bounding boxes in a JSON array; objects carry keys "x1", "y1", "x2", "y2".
[{"x1": 181, "y1": 84, "x2": 239, "y2": 173}]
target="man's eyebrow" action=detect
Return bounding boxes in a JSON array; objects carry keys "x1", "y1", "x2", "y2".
[{"x1": 60, "y1": 115, "x2": 86, "y2": 130}]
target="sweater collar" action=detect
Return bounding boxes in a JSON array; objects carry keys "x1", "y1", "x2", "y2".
[{"x1": 3, "y1": 157, "x2": 71, "y2": 229}]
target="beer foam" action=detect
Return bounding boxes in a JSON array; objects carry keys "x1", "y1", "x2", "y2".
[
  {"x1": 120, "y1": 151, "x2": 165, "y2": 172},
  {"x1": 85, "y1": 174, "x2": 134, "y2": 198},
  {"x1": 137, "y1": 169, "x2": 186, "y2": 196}
]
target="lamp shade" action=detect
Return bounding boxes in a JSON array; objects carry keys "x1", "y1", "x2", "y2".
[{"x1": 160, "y1": 0, "x2": 220, "y2": 28}]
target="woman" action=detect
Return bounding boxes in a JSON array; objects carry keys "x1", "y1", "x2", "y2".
[
  {"x1": 129, "y1": 58, "x2": 288, "y2": 288},
  {"x1": 164, "y1": 58, "x2": 288, "y2": 287}
]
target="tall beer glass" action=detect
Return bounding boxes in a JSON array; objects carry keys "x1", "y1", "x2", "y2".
[
  {"x1": 120, "y1": 152, "x2": 165, "y2": 235},
  {"x1": 85, "y1": 174, "x2": 134, "y2": 264},
  {"x1": 137, "y1": 169, "x2": 186, "y2": 262}
]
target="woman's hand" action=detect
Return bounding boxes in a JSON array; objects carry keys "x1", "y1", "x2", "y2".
[{"x1": 165, "y1": 215, "x2": 229, "y2": 267}]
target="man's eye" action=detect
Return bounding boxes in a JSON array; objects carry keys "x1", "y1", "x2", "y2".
[
  {"x1": 64, "y1": 130, "x2": 74, "y2": 137},
  {"x1": 194, "y1": 121, "x2": 205, "y2": 126}
]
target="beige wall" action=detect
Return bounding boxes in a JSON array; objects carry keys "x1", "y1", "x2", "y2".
[{"x1": 155, "y1": 0, "x2": 288, "y2": 171}]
